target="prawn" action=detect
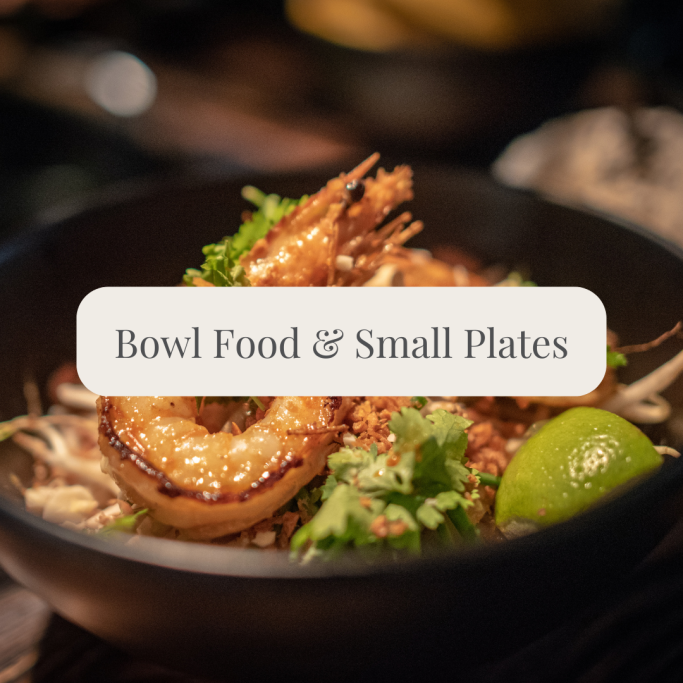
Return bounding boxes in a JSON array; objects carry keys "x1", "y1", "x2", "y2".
[
  {"x1": 98, "y1": 396, "x2": 350, "y2": 540},
  {"x1": 241, "y1": 152, "x2": 424, "y2": 287},
  {"x1": 97, "y1": 154, "x2": 422, "y2": 539}
]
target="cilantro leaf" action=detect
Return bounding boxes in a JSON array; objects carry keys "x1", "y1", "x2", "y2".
[
  {"x1": 413, "y1": 436, "x2": 455, "y2": 495},
  {"x1": 292, "y1": 408, "x2": 478, "y2": 561},
  {"x1": 416, "y1": 491, "x2": 471, "y2": 530},
  {"x1": 326, "y1": 445, "x2": 376, "y2": 486},
  {"x1": 229, "y1": 186, "x2": 308, "y2": 261},
  {"x1": 388, "y1": 407, "x2": 434, "y2": 453},
  {"x1": 384, "y1": 504, "x2": 420, "y2": 552},
  {"x1": 415, "y1": 501, "x2": 445, "y2": 529},
  {"x1": 390, "y1": 408, "x2": 472, "y2": 497},
  {"x1": 425, "y1": 410, "x2": 472, "y2": 455},
  {"x1": 328, "y1": 444, "x2": 413, "y2": 496},
  {"x1": 295, "y1": 486, "x2": 323, "y2": 522},
  {"x1": 182, "y1": 237, "x2": 251, "y2": 287},
  {"x1": 290, "y1": 484, "x2": 385, "y2": 561},
  {"x1": 320, "y1": 474, "x2": 338, "y2": 501},
  {"x1": 606, "y1": 345, "x2": 628, "y2": 369}
]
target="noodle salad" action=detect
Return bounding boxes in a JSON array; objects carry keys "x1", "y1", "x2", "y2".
[{"x1": 2, "y1": 155, "x2": 682, "y2": 560}]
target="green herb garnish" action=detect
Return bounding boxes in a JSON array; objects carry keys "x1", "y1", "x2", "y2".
[
  {"x1": 183, "y1": 186, "x2": 307, "y2": 287},
  {"x1": 291, "y1": 408, "x2": 478, "y2": 561},
  {"x1": 183, "y1": 237, "x2": 251, "y2": 288},
  {"x1": 230, "y1": 186, "x2": 308, "y2": 260}
]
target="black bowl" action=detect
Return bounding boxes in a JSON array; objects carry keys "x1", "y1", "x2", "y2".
[{"x1": 0, "y1": 165, "x2": 682, "y2": 681}]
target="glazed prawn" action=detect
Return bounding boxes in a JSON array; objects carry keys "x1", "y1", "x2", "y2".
[
  {"x1": 98, "y1": 396, "x2": 350, "y2": 539},
  {"x1": 98, "y1": 154, "x2": 422, "y2": 539},
  {"x1": 241, "y1": 152, "x2": 424, "y2": 287}
]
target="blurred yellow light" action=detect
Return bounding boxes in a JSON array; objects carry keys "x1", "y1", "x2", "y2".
[
  {"x1": 287, "y1": 0, "x2": 620, "y2": 52},
  {"x1": 286, "y1": 0, "x2": 427, "y2": 52}
]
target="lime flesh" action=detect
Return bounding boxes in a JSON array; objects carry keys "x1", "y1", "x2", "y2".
[{"x1": 495, "y1": 407, "x2": 663, "y2": 529}]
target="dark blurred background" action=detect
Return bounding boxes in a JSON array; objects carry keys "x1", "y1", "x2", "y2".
[{"x1": 0, "y1": 0, "x2": 682, "y2": 241}]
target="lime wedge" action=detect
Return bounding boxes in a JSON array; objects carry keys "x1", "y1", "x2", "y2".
[{"x1": 495, "y1": 407, "x2": 662, "y2": 530}]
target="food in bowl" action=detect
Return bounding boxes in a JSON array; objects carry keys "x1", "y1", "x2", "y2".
[{"x1": 2, "y1": 154, "x2": 682, "y2": 558}]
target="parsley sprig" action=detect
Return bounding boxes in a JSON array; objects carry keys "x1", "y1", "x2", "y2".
[
  {"x1": 291, "y1": 408, "x2": 478, "y2": 561},
  {"x1": 183, "y1": 186, "x2": 308, "y2": 287}
]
